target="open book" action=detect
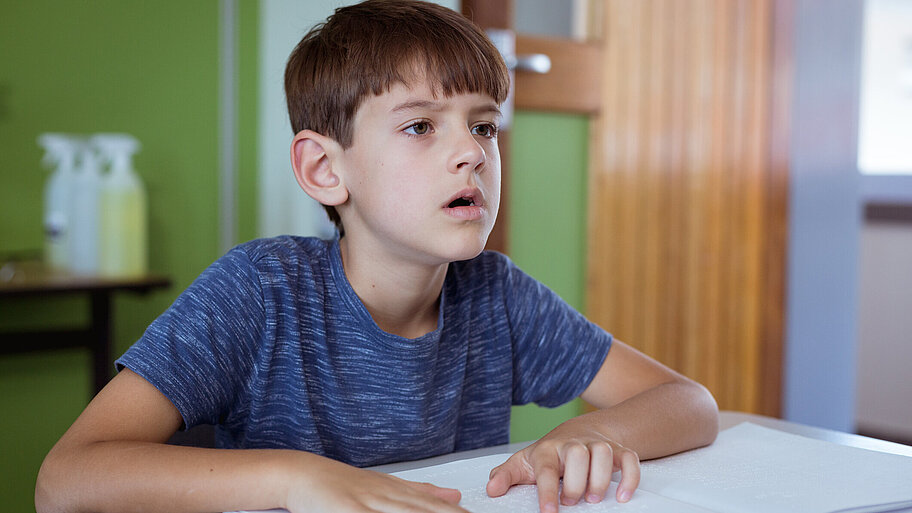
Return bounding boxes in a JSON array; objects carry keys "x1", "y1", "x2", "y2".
[
  {"x1": 231, "y1": 422, "x2": 912, "y2": 513},
  {"x1": 392, "y1": 423, "x2": 912, "y2": 513}
]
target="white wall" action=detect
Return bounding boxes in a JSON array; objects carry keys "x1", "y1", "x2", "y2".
[
  {"x1": 857, "y1": 0, "x2": 912, "y2": 175},
  {"x1": 258, "y1": 0, "x2": 342, "y2": 239}
]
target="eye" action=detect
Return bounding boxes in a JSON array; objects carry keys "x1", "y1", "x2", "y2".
[
  {"x1": 404, "y1": 121, "x2": 431, "y2": 136},
  {"x1": 472, "y1": 123, "x2": 498, "y2": 138}
]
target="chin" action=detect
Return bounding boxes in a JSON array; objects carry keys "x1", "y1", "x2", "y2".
[{"x1": 445, "y1": 233, "x2": 490, "y2": 262}]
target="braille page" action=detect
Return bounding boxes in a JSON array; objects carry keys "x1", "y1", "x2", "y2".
[
  {"x1": 636, "y1": 422, "x2": 912, "y2": 513},
  {"x1": 392, "y1": 453, "x2": 715, "y2": 512},
  {"x1": 228, "y1": 423, "x2": 912, "y2": 513},
  {"x1": 225, "y1": 452, "x2": 713, "y2": 513}
]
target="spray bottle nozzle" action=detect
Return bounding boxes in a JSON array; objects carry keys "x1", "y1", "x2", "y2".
[
  {"x1": 37, "y1": 133, "x2": 79, "y2": 171},
  {"x1": 91, "y1": 133, "x2": 141, "y2": 174}
]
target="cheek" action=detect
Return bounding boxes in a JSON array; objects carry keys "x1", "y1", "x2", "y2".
[
  {"x1": 368, "y1": 161, "x2": 431, "y2": 216},
  {"x1": 485, "y1": 152, "x2": 502, "y2": 189}
]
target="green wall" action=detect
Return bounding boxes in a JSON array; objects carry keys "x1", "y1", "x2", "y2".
[
  {"x1": 0, "y1": 2, "x2": 258, "y2": 510},
  {"x1": 508, "y1": 112, "x2": 590, "y2": 443},
  {"x1": 0, "y1": 3, "x2": 587, "y2": 510}
]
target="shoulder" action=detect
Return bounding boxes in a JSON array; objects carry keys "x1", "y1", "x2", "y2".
[
  {"x1": 224, "y1": 236, "x2": 333, "y2": 278},
  {"x1": 233, "y1": 235, "x2": 331, "y2": 265}
]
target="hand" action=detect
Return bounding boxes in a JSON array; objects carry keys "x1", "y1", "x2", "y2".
[
  {"x1": 485, "y1": 421, "x2": 640, "y2": 513},
  {"x1": 285, "y1": 455, "x2": 469, "y2": 513}
]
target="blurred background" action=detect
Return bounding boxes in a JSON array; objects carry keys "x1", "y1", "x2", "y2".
[{"x1": 2, "y1": 0, "x2": 911, "y2": 510}]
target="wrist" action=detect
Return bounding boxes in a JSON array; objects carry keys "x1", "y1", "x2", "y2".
[{"x1": 274, "y1": 448, "x2": 351, "y2": 510}]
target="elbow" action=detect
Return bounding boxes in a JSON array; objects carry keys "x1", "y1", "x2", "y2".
[
  {"x1": 35, "y1": 446, "x2": 73, "y2": 513},
  {"x1": 693, "y1": 381, "x2": 720, "y2": 447},
  {"x1": 35, "y1": 457, "x2": 56, "y2": 513}
]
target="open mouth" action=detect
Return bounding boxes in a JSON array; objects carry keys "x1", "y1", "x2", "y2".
[
  {"x1": 448, "y1": 196, "x2": 476, "y2": 208},
  {"x1": 444, "y1": 188, "x2": 483, "y2": 209}
]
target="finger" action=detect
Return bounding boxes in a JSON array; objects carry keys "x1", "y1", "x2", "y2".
[
  {"x1": 410, "y1": 481, "x2": 462, "y2": 504},
  {"x1": 486, "y1": 453, "x2": 535, "y2": 497},
  {"x1": 531, "y1": 450, "x2": 562, "y2": 513},
  {"x1": 558, "y1": 442, "x2": 590, "y2": 506},
  {"x1": 383, "y1": 492, "x2": 472, "y2": 513},
  {"x1": 389, "y1": 479, "x2": 470, "y2": 513},
  {"x1": 585, "y1": 441, "x2": 614, "y2": 503},
  {"x1": 614, "y1": 448, "x2": 641, "y2": 503}
]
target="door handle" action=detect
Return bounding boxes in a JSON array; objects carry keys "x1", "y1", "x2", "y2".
[
  {"x1": 487, "y1": 28, "x2": 552, "y2": 74},
  {"x1": 506, "y1": 53, "x2": 552, "y2": 74},
  {"x1": 485, "y1": 29, "x2": 552, "y2": 129}
]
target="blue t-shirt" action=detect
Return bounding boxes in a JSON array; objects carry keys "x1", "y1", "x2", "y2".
[{"x1": 117, "y1": 236, "x2": 612, "y2": 467}]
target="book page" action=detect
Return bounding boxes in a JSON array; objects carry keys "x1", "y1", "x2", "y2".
[
  {"x1": 393, "y1": 453, "x2": 716, "y2": 512},
  {"x1": 228, "y1": 422, "x2": 912, "y2": 513},
  {"x1": 637, "y1": 423, "x2": 912, "y2": 513},
  {"x1": 228, "y1": 453, "x2": 714, "y2": 513}
]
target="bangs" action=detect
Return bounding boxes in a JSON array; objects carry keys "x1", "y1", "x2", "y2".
[
  {"x1": 358, "y1": 33, "x2": 510, "y2": 104},
  {"x1": 340, "y1": 1, "x2": 510, "y2": 106}
]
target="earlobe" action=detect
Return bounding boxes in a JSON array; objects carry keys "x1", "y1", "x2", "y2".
[{"x1": 290, "y1": 130, "x2": 348, "y2": 206}]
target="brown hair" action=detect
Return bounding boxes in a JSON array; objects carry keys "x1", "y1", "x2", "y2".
[{"x1": 284, "y1": 0, "x2": 510, "y2": 231}]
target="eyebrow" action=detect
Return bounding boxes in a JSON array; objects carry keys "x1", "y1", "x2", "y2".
[{"x1": 391, "y1": 99, "x2": 502, "y2": 119}]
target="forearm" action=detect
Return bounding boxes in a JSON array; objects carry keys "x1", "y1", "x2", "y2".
[
  {"x1": 557, "y1": 380, "x2": 719, "y2": 461},
  {"x1": 36, "y1": 440, "x2": 312, "y2": 513}
]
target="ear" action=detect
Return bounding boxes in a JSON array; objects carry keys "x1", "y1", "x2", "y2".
[{"x1": 290, "y1": 130, "x2": 348, "y2": 207}]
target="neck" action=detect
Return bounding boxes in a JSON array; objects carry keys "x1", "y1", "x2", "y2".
[{"x1": 339, "y1": 236, "x2": 447, "y2": 339}]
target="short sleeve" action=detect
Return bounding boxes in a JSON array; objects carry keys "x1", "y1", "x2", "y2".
[
  {"x1": 500, "y1": 257, "x2": 613, "y2": 407},
  {"x1": 116, "y1": 247, "x2": 265, "y2": 429}
]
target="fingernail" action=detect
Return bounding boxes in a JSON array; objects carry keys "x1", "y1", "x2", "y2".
[
  {"x1": 562, "y1": 497, "x2": 578, "y2": 506},
  {"x1": 586, "y1": 493, "x2": 601, "y2": 503},
  {"x1": 619, "y1": 489, "x2": 632, "y2": 502}
]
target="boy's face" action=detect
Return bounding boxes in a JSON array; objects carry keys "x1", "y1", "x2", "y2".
[{"x1": 334, "y1": 78, "x2": 502, "y2": 265}]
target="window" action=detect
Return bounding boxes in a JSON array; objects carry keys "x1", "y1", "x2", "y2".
[{"x1": 857, "y1": 0, "x2": 912, "y2": 175}]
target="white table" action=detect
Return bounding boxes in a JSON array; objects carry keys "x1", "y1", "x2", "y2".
[{"x1": 370, "y1": 410, "x2": 912, "y2": 473}]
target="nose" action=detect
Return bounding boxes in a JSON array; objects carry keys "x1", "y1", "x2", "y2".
[{"x1": 449, "y1": 128, "x2": 486, "y2": 175}]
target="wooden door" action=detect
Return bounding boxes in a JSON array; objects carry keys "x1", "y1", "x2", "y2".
[
  {"x1": 587, "y1": 0, "x2": 791, "y2": 416},
  {"x1": 465, "y1": 1, "x2": 790, "y2": 417}
]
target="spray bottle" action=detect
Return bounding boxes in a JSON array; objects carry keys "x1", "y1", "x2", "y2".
[
  {"x1": 70, "y1": 139, "x2": 102, "y2": 275},
  {"x1": 37, "y1": 133, "x2": 78, "y2": 271},
  {"x1": 93, "y1": 133, "x2": 147, "y2": 277}
]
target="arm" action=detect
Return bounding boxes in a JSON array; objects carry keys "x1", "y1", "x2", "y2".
[
  {"x1": 35, "y1": 369, "x2": 466, "y2": 513},
  {"x1": 486, "y1": 340, "x2": 718, "y2": 512}
]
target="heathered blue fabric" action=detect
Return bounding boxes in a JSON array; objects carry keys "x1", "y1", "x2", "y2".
[{"x1": 116, "y1": 236, "x2": 612, "y2": 467}]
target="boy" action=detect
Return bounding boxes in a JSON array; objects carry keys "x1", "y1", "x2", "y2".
[{"x1": 36, "y1": 1, "x2": 718, "y2": 512}]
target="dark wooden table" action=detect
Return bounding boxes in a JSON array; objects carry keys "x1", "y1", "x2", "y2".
[{"x1": 0, "y1": 261, "x2": 170, "y2": 394}]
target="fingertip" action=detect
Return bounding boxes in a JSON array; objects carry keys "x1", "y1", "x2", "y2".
[
  {"x1": 485, "y1": 471, "x2": 506, "y2": 497},
  {"x1": 616, "y1": 450, "x2": 641, "y2": 502},
  {"x1": 446, "y1": 487, "x2": 463, "y2": 504},
  {"x1": 617, "y1": 487, "x2": 633, "y2": 503},
  {"x1": 420, "y1": 482, "x2": 462, "y2": 504}
]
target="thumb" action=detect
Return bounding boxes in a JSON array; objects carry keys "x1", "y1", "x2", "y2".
[
  {"x1": 486, "y1": 453, "x2": 535, "y2": 498},
  {"x1": 410, "y1": 481, "x2": 462, "y2": 504}
]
